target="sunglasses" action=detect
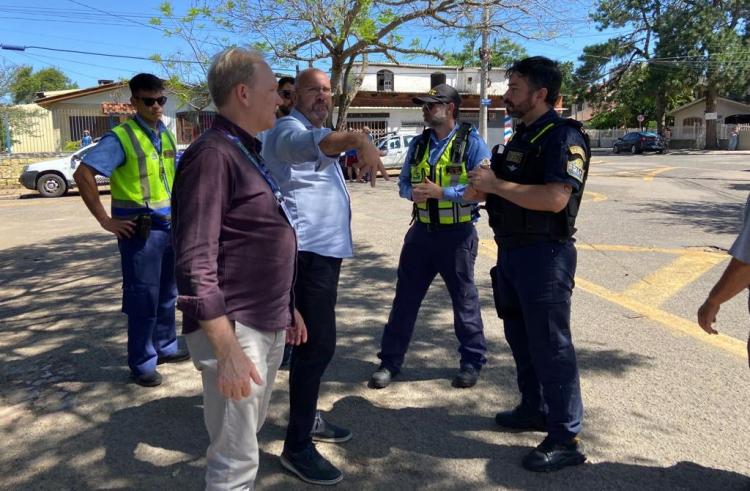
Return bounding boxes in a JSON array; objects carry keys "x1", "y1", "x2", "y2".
[
  {"x1": 422, "y1": 102, "x2": 445, "y2": 111},
  {"x1": 278, "y1": 89, "x2": 294, "y2": 99},
  {"x1": 136, "y1": 95, "x2": 168, "y2": 107}
]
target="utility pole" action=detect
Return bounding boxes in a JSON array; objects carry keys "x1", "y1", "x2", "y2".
[{"x1": 478, "y1": 1, "x2": 490, "y2": 142}]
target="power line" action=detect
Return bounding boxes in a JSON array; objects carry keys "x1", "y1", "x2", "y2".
[{"x1": 0, "y1": 43, "x2": 204, "y2": 65}]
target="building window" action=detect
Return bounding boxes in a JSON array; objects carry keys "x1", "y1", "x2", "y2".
[
  {"x1": 431, "y1": 72, "x2": 446, "y2": 88},
  {"x1": 68, "y1": 115, "x2": 111, "y2": 141},
  {"x1": 683, "y1": 117, "x2": 703, "y2": 127},
  {"x1": 176, "y1": 111, "x2": 216, "y2": 144},
  {"x1": 376, "y1": 70, "x2": 394, "y2": 92}
]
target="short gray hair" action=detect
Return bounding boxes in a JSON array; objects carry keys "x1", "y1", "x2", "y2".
[{"x1": 207, "y1": 48, "x2": 265, "y2": 108}]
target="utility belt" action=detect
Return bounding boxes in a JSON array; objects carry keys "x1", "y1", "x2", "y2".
[
  {"x1": 115, "y1": 212, "x2": 171, "y2": 239},
  {"x1": 494, "y1": 234, "x2": 571, "y2": 249},
  {"x1": 414, "y1": 220, "x2": 474, "y2": 233}
]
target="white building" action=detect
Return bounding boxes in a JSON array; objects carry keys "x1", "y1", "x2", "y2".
[{"x1": 345, "y1": 62, "x2": 509, "y2": 146}]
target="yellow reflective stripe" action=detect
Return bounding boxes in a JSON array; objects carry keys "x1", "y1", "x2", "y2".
[
  {"x1": 529, "y1": 122, "x2": 556, "y2": 144},
  {"x1": 121, "y1": 121, "x2": 152, "y2": 204}
]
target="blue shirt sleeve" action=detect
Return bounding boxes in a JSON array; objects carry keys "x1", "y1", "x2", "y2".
[
  {"x1": 542, "y1": 126, "x2": 586, "y2": 193},
  {"x1": 265, "y1": 116, "x2": 337, "y2": 171},
  {"x1": 398, "y1": 137, "x2": 420, "y2": 201},
  {"x1": 443, "y1": 129, "x2": 490, "y2": 203},
  {"x1": 79, "y1": 132, "x2": 125, "y2": 177}
]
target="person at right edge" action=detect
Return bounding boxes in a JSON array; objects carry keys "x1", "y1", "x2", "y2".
[{"x1": 467, "y1": 56, "x2": 590, "y2": 473}]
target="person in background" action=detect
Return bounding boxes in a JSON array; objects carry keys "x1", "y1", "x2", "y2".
[
  {"x1": 73, "y1": 73, "x2": 189, "y2": 388},
  {"x1": 81, "y1": 129, "x2": 93, "y2": 147},
  {"x1": 369, "y1": 84, "x2": 489, "y2": 390},
  {"x1": 277, "y1": 76, "x2": 295, "y2": 118}
]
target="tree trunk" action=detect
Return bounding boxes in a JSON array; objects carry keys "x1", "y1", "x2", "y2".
[{"x1": 704, "y1": 85, "x2": 718, "y2": 149}]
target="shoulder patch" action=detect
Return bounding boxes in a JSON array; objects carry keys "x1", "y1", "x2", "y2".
[{"x1": 567, "y1": 156, "x2": 584, "y2": 183}]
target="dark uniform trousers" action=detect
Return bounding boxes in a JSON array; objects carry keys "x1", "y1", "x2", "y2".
[
  {"x1": 493, "y1": 238, "x2": 583, "y2": 442},
  {"x1": 285, "y1": 250, "x2": 342, "y2": 453},
  {"x1": 117, "y1": 227, "x2": 178, "y2": 376},
  {"x1": 378, "y1": 222, "x2": 487, "y2": 372}
]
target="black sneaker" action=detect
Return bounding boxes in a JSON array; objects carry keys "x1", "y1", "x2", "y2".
[
  {"x1": 522, "y1": 436, "x2": 586, "y2": 472},
  {"x1": 280, "y1": 445, "x2": 343, "y2": 485},
  {"x1": 311, "y1": 411, "x2": 352, "y2": 443},
  {"x1": 452, "y1": 364, "x2": 480, "y2": 388},
  {"x1": 495, "y1": 406, "x2": 547, "y2": 432},
  {"x1": 368, "y1": 366, "x2": 395, "y2": 389},
  {"x1": 157, "y1": 349, "x2": 190, "y2": 365},
  {"x1": 130, "y1": 370, "x2": 162, "y2": 387}
]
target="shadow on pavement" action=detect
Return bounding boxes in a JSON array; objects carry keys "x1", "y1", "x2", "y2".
[{"x1": 629, "y1": 200, "x2": 745, "y2": 236}]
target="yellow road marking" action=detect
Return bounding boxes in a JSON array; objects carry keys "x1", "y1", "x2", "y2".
[
  {"x1": 575, "y1": 277, "x2": 746, "y2": 358},
  {"x1": 643, "y1": 166, "x2": 677, "y2": 181},
  {"x1": 478, "y1": 239, "x2": 745, "y2": 359},
  {"x1": 583, "y1": 191, "x2": 607, "y2": 202},
  {"x1": 620, "y1": 253, "x2": 727, "y2": 307}
]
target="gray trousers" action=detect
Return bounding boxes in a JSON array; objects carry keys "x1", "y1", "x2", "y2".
[{"x1": 187, "y1": 321, "x2": 285, "y2": 491}]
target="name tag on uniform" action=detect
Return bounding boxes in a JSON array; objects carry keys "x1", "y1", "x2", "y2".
[
  {"x1": 506, "y1": 151, "x2": 523, "y2": 164},
  {"x1": 446, "y1": 165, "x2": 462, "y2": 175},
  {"x1": 163, "y1": 150, "x2": 175, "y2": 158}
]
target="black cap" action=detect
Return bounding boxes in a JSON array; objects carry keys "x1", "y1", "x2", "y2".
[{"x1": 412, "y1": 83, "x2": 461, "y2": 107}]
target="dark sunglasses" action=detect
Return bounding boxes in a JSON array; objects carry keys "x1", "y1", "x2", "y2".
[
  {"x1": 422, "y1": 102, "x2": 444, "y2": 111},
  {"x1": 278, "y1": 89, "x2": 294, "y2": 99},
  {"x1": 136, "y1": 95, "x2": 168, "y2": 107}
]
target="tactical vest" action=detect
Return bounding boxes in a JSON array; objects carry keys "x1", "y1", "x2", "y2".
[
  {"x1": 486, "y1": 118, "x2": 590, "y2": 243},
  {"x1": 110, "y1": 118, "x2": 176, "y2": 214},
  {"x1": 410, "y1": 122, "x2": 474, "y2": 225}
]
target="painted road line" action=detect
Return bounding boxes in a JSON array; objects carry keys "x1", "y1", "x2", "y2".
[
  {"x1": 576, "y1": 243, "x2": 726, "y2": 257},
  {"x1": 620, "y1": 253, "x2": 727, "y2": 307},
  {"x1": 583, "y1": 191, "x2": 607, "y2": 202},
  {"x1": 478, "y1": 239, "x2": 746, "y2": 359},
  {"x1": 575, "y1": 277, "x2": 746, "y2": 358},
  {"x1": 643, "y1": 166, "x2": 677, "y2": 181}
]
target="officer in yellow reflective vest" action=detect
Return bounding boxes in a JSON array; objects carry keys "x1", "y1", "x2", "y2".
[
  {"x1": 369, "y1": 84, "x2": 489, "y2": 390},
  {"x1": 73, "y1": 73, "x2": 189, "y2": 388}
]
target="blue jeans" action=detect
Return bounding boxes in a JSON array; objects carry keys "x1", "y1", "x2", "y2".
[
  {"x1": 118, "y1": 228, "x2": 178, "y2": 376},
  {"x1": 492, "y1": 239, "x2": 583, "y2": 442}
]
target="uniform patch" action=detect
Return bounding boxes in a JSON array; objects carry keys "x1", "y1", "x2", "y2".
[
  {"x1": 567, "y1": 157, "x2": 584, "y2": 182},
  {"x1": 506, "y1": 150, "x2": 523, "y2": 164},
  {"x1": 568, "y1": 145, "x2": 586, "y2": 160},
  {"x1": 163, "y1": 150, "x2": 176, "y2": 158},
  {"x1": 446, "y1": 165, "x2": 463, "y2": 175}
]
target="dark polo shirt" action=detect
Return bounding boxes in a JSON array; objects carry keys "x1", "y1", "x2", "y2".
[{"x1": 172, "y1": 115, "x2": 297, "y2": 334}]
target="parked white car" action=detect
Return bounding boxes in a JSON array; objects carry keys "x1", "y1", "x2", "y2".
[
  {"x1": 376, "y1": 133, "x2": 419, "y2": 169},
  {"x1": 18, "y1": 141, "x2": 108, "y2": 198}
]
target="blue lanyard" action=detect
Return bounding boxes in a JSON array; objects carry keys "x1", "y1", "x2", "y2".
[{"x1": 217, "y1": 129, "x2": 291, "y2": 221}]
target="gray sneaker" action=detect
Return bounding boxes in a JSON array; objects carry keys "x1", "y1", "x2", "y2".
[{"x1": 311, "y1": 411, "x2": 352, "y2": 443}]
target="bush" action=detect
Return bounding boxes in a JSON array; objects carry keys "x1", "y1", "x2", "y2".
[{"x1": 62, "y1": 140, "x2": 80, "y2": 152}]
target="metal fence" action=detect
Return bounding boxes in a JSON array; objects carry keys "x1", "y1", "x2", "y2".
[{"x1": 585, "y1": 123, "x2": 742, "y2": 149}]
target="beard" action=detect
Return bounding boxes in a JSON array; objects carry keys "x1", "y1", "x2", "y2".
[
  {"x1": 424, "y1": 109, "x2": 449, "y2": 128},
  {"x1": 504, "y1": 96, "x2": 534, "y2": 119},
  {"x1": 277, "y1": 105, "x2": 292, "y2": 117}
]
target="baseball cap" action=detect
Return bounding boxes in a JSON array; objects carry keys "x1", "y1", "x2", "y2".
[{"x1": 412, "y1": 84, "x2": 461, "y2": 107}]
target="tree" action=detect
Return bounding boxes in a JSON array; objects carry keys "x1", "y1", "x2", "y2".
[
  {"x1": 154, "y1": 0, "x2": 560, "y2": 129},
  {"x1": 0, "y1": 64, "x2": 46, "y2": 151},
  {"x1": 9, "y1": 66, "x2": 78, "y2": 104},
  {"x1": 576, "y1": 0, "x2": 750, "y2": 147},
  {"x1": 444, "y1": 33, "x2": 528, "y2": 70}
]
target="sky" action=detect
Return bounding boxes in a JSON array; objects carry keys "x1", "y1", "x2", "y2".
[{"x1": 0, "y1": 0, "x2": 630, "y2": 90}]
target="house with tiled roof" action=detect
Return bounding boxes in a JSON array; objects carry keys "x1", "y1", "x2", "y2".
[{"x1": 6, "y1": 81, "x2": 207, "y2": 153}]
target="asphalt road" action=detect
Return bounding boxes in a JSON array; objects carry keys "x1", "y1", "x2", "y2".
[{"x1": 1, "y1": 150, "x2": 749, "y2": 490}]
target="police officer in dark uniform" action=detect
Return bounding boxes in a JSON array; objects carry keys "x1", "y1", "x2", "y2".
[
  {"x1": 467, "y1": 56, "x2": 590, "y2": 472},
  {"x1": 369, "y1": 84, "x2": 489, "y2": 389}
]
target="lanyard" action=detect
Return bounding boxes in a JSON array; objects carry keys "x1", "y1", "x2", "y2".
[{"x1": 217, "y1": 129, "x2": 292, "y2": 222}]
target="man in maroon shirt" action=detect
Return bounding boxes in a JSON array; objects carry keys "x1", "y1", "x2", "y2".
[{"x1": 171, "y1": 48, "x2": 306, "y2": 490}]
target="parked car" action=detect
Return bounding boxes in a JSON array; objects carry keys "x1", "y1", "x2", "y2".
[
  {"x1": 19, "y1": 142, "x2": 184, "y2": 198},
  {"x1": 18, "y1": 141, "x2": 108, "y2": 198},
  {"x1": 613, "y1": 131, "x2": 665, "y2": 154},
  {"x1": 376, "y1": 133, "x2": 418, "y2": 169}
]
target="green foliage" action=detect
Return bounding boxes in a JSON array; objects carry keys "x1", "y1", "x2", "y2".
[
  {"x1": 62, "y1": 140, "x2": 81, "y2": 152},
  {"x1": 444, "y1": 36, "x2": 528, "y2": 69},
  {"x1": 9, "y1": 66, "x2": 78, "y2": 104}
]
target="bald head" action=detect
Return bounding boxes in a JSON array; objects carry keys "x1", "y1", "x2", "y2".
[{"x1": 294, "y1": 68, "x2": 332, "y2": 128}]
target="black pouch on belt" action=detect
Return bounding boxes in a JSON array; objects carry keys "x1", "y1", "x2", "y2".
[{"x1": 135, "y1": 214, "x2": 151, "y2": 240}]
